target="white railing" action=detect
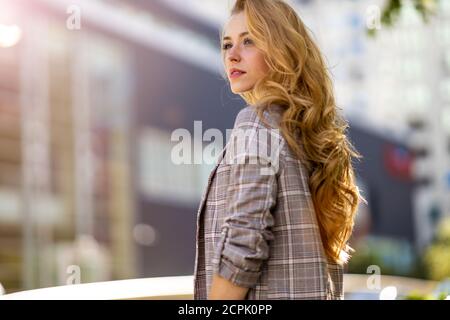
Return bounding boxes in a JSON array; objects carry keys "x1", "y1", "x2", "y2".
[{"x1": 0, "y1": 275, "x2": 194, "y2": 300}]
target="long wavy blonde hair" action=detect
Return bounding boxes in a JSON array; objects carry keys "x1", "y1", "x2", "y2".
[{"x1": 222, "y1": 0, "x2": 366, "y2": 265}]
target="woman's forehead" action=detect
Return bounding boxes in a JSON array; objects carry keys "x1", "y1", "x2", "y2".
[{"x1": 223, "y1": 12, "x2": 247, "y2": 36}]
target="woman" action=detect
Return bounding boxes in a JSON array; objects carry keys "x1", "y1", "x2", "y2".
[{"x1": 193, "y1": 0, "x2": 365, "y2": 300}]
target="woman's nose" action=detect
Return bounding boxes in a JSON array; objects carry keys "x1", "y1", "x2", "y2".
[{"x1": 227, "y1": 45, "x2": 241, "y2": 62}]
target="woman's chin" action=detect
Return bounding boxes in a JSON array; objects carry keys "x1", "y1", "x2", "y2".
[{"x1": 231, "y1": 86, "x2": 251, "y2": 94}]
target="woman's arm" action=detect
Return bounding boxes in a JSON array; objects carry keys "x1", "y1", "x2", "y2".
[
  {"x1": 209, "y1": 106, "x2": 284, "y2": 300},
  {"x1": 208, "y1": 274, "x2": 249, "y2": 300},
  {"x1": 209, "y1": 116, "x2": 283, "y2": 299}
]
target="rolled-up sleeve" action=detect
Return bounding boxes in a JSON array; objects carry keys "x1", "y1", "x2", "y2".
[{"x1": 212, "y1": 115, "x2": 282, "y2": 288}]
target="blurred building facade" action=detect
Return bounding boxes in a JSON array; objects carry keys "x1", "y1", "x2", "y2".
[{"x1": 0, "y1": 0, "x2": 141, "y2": 291}]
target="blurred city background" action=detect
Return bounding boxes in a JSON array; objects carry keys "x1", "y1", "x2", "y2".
[{"x1": 0, "y1": 0, "x2": 449, "y2": 299}]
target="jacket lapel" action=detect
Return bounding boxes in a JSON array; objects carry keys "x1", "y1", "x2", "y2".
[
  {"x1": 195, "y1": 145, "x2": 227, "y2": 226},
  {"x1": 193, "y1": 144, "x2": 227, "y2": 282}
]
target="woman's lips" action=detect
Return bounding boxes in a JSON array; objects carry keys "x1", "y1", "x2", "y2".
[{"x1": 230, "y1": 71, "x2": 246, "y2": 79}]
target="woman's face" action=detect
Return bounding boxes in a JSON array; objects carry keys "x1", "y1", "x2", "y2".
[{"x1": 222, "y1": 11, "x2": 269, "y2": 94}]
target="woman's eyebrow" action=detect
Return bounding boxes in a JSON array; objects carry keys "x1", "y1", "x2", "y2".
[{"x1": 222, "y1": 31, "x2": 249, "y2": 41}]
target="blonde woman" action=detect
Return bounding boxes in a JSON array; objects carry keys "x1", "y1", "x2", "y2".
[{"x1": 194, "y1": 0, "x2": 365, "y2": 300}]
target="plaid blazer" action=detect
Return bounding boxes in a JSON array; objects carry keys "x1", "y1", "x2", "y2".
[{"x1": 193, "y1": 104, "x2": 344, "y2": 300}]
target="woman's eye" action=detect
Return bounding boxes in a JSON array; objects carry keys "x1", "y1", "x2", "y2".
[{"x1": 222, "y1": 38, "x2": 253, "y2": 50}]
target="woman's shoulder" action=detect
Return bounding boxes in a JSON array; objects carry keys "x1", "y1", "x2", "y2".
[{"x1": 233, "y1": 104, "x2": 285, "y2": 130}]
